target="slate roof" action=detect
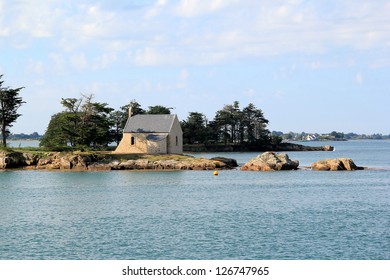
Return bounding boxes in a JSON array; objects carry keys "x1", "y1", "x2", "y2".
[{"x1": 123, "y1": 114, "x2": 177, "y2": 133}]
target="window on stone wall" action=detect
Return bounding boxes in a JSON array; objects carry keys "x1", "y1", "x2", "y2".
[
  {"x1": 176, "y1": 136, "x2": 178, "y2": 146},
  {"x1": 131, "y1": 136, "x2": 135, "y2": 145}
]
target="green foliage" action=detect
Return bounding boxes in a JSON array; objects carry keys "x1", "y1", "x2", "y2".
[
  {"x1": 109, "y1": 100, "x2": 145, "y2": 145},
  {"x1": 40, "y1": 94, "x2": 114, "y2": 149},
  {"x1": 270, "y1": 135, "x2": 283, "y2": 145},
  {"x1": 0, "y1": 75, "x2": 25, "y2": 147},
  {"x1": 40, "y1": 93, "x2": 271, "y2": 151},
  {"x1": 181, "y1": 101, "x2": 270, "y2": 147},
  {"x1": 128, "y1": 100, "x2": 145, "y2": 116},
  {"x1": 181, "y1": 112, "x2": 211, "y2": 144},
  {"x1": 330, "y1": 131, "x2": 345, "y2": 139},
  {"x1": 0, "y1": 146, "x2": 15, "y2": 153},
  {"x1": 147, "y1": 105, "x2": 172, "y2": 114},
  {"x1": 210, "y1": 101, "x2": 269, "y2": 145}
]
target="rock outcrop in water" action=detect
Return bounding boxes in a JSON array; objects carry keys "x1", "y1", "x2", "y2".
[
  {"x1": 209, "y1": 157, "x2": 238, "y2": 168},
  {"x1": 241, "y1": 152, "x2": 299, "y2": 171},
  {"x1": 311, "y1": 158, "x2": 363, "y2": 171}
]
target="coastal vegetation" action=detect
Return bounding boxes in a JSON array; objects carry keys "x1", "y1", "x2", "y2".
[
  {"x1": 38, "y1": 95, "x2": 273, "y2": 152},
  {"x1": 39, "y1": 96, "x2": 174, "y2": 150},
  {"x1": 0, "y1": 75, "x2": 25, "y2": 147},
  {"x1": 181, "y1": 101, "x2": 271, "y2": 146},
  {"x1": 0, "y1": 79, "x2": 387, "y2": 152}
]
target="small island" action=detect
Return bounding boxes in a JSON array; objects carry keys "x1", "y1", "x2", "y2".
[
  {"x1": 0, "y1": 85, "x2": 368, "y2": 172},
  {"x1": 0, "y1": 149, "x2": 238, "y2": 171}
]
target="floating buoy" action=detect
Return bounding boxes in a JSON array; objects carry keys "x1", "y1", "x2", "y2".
[{"x1": 213, "y1": 170, "x2": 219, "y2": 176}]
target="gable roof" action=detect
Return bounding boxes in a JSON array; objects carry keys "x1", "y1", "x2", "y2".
[{"x1": 123, "y1": 114, "x2": 178, "y2": 133}]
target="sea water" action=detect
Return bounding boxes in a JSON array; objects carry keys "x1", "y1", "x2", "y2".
[{"x1": 0, "y1": 140, "x2": 389, "y2": 259}]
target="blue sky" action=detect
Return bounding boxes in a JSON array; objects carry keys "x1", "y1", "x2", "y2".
[{"x1": 1, "y1": 0, "x2": 389, "y2": 135}]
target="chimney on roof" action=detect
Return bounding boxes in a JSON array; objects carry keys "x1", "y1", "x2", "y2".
[{"x1": 128, "y1": 106, "x2": 133, "y2": 117}]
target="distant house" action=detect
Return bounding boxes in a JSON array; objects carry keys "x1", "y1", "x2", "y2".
[
  {"x1": 305, "y1": 134, "x2": 318, "y2": 141},
  {"x1": 114, "y1": 113, "x2": 183, "y2": 154}
]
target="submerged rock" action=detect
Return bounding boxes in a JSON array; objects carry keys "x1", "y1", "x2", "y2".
[
  {"x1": 311, "y1": 158, "x2": 363, "y2": 171},
  {"x1": 241, "y1": 152, "x2": 299, "y2": 171}
]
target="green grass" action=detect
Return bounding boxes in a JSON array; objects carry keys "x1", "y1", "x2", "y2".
[{"x1": 0, "y1": 146, "x2": 14, "y2": 152}]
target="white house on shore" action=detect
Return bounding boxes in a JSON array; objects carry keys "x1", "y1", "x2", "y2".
[{"x1": 114, "y1": 112, "x2": 183, "y2": 154}]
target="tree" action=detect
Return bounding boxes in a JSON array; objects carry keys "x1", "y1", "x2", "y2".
[
  {"x1": 108, "y1": 100, "x2": 145, "y2": 145},
  {"x1": 128, "y1": 99, "x2": 145, "y2": 117},
  {"x1": 40, "y1": 94, "x2": 114, "y2": 148},
  {"x1": 109, "y1": 110, "x2": 126, "y2": 146},
  {"x1": 241, "y1": 103, "x2": 269, "y2": 144},
  {"x1": 147, "y1": 105, "x2": 172, "y2": 114},
  {"x1": 0, "y1": 75, "x2": 25, "y2": 147},
  {"x1": 211, "y1": 102, "x2": 269, "y2": 146},
  {"x1": 39, "y1": 112, "x2": 75, "y2": 147},
  {"x1": 330, "y1": 131, "x2": 344, "y2": 139},
  {"x1": 181, "y1": 112, "x2": 210, "y2": 144},
  {"x1": 214, "y1": 106, "x2": 233, "y2": 145}
]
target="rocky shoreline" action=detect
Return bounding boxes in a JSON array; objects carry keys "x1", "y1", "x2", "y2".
[
  {"x1": 0, "y1": 151, "x2": 237, "y2": 171},
  {"x1": 1, "y1": 149, "x2": 363, "y2": 172}
]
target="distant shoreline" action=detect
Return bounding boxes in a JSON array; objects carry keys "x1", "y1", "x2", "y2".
[{"x1": 183, "y1": 142, "x2": 334, "y2": 152}]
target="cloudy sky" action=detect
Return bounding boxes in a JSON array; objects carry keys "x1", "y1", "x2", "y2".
[{"x1": 1, "y1": 0, "x2": 389, "y2": 135}]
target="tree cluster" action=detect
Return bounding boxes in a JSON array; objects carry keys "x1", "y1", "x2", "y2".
[
  {"x1": 181, "y1": 101, "x2": 270, "y2": 146},
  {"x1": 40, "y1": 96, "x2": 173, "y2": 149},
  {"x1": 39, "y1": 96, "x2": 271, "y2": 149}
]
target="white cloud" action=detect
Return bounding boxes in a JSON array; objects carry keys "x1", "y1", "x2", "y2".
[
  {"x1": 93, "y1": 52, "x2": 118, "y2": 70},
  {"x1": 7, "y1": 0, "x2": 58, "y2": 38},
  {"x1": 28, "y1": 59, "x2": 44, "y2": 74},
  {"x1": 49, "y1": 53, "x2": 66, "y2": 72},
  {"x1": 145, "y1": 0, "x2": 167, "y2": 19},
  {"x1": 176, "y1": 68, "x2": 189, "y2": 89},
  {"x1": 2, "y1": 0, "x2": 390, "y2": 67},
  {"x1": 175, "y1": 0, "x2": 221, "y2": 17},
  {"x1": 244, "y1": 88, "x2": 257, "y2": 97},
  {"x1": 70, "y1": 53, "x2": 88, "y2": 70},
  {"x1": 356, "y1": 72, "x2": 364, "y2": 85}
]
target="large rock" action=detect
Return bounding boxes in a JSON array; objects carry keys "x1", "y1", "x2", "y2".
[
  {"x1": 210, "y1": 157, "x2": 238, "y2": 168},
  {"x1": 0, "y1": 151, "x2": 26, "y2": 168},
  {"x1": 241, "y1": 152, "x2": 299, "y2": 171},
  {"x1": 311, "y1": 158, "x2": 362, "y2": 171}
]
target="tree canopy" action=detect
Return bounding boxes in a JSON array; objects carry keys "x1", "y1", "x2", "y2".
[
  {"x1": 40, "y1": 94, "x2": 114, "y2": 148},
  {"x1": 40, "y1": 96, "x2": 270, "y2": 150},
  {"x1": 146, "y1": 105, "x2": 172, "y2": 114},
  {"x1": 0, "y1": 75, "x2": 25, "y2": 147},
  {"x1": 182, "y1": 101, "x2": 270, "y2": 146}
]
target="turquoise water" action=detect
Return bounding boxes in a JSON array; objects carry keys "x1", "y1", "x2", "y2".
[{"x1": 0, "y1": 140, "x2": 389, "y2": 259}]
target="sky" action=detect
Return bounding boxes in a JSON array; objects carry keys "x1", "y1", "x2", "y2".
[{"x1": 0, "y1": 0, "x2": 389, "y2": 135}]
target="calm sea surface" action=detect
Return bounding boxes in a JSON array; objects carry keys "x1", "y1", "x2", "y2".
[{"x1": 1, "y1": 140, "x2": 389, "y2": 259}]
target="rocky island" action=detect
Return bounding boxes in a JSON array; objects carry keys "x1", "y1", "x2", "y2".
[
  {"x1": 241, "y1": 152, "x2": 299, "y2": 171},
  {"x1": 1, "y1": 148, "x2": 363, "y2": 172},
  {"x1": 0, "y1": 150, "x2": 237, "y2": 171}
]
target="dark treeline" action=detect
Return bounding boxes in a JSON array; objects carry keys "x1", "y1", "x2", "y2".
[
  {"x1": 181, "y1": 101, "x2": 271, "y2": 146},
  {"x1": 39, "y1": 95, "x2": 272, "y2": 150}
]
